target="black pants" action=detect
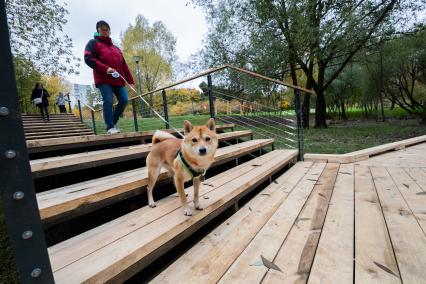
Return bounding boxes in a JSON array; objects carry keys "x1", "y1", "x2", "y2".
[
  {"x1": 59, "y1": 105, "x2": 67, "y2": 113},
  {"x1": 37, "y1": 105, "x2": 50, "y2": 120}
]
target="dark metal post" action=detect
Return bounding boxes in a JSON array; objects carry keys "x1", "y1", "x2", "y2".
[
  {"x1": 207, "y1": 74, "x2": 215, "y2": 119},
  {"x1": 295, "y1": 90, "x2": 304, "y2": 161},
  {"x1": 134, "y1": 58, "x2": 144, "y2": 118},
  {"x1": 162, "y1": 89, "x2": 170, "y2": 129},
  {"x1": 77, "y1": 100, "x2": 83, "y2": 123},
  {"x1": 67, "y1": 93, "x2": 72, "y2": 113},
  {"x1": 91, "y1": 110, "x2": 97, "y2": 134},
  {"x1": 0, "y1": 1, "x2": 54, "y2": 282},
  {"x1": 131, "y1": 99, "x2": 139, "y2": 131}
]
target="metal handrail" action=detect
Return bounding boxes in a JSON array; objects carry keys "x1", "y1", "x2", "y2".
[{"x1": 128, "y1": 63, "x2": 315, "y2": 102}]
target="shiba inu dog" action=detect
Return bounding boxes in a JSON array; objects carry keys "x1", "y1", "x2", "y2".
[{"x1": 146, "y1": 119, "x2": 218, "y2": 216}]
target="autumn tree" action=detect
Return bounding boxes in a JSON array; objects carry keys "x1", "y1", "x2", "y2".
[{"x1": 121, "y1": 15, "x2": 176, "y2": 116}]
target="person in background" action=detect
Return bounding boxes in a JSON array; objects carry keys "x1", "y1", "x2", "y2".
[
  {"x1": 84, "y1": 20, "x2": 135, "y2": 134},
  {"x1": 56, "y1": 92, "x2": 68, "y2": 113},
  {"x1": 31, "y1": 83, "x2": 50, "y2": 121}
]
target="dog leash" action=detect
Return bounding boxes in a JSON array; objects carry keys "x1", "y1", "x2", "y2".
[{"x1": 112, "y1": 71, "x2": 185, "y2": 139}]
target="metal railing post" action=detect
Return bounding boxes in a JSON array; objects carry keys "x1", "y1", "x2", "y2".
[
  {"x1": 91, "y1": 110, "x2": 97, "y2": 134},
  {"x1": 162, "y1": 89, "x2": 170, "y2": 129},
  {"x1": 67, "y1": 94, "x2": 72, "y2": 113},
  {"x1": 0, "y1": 1, "x2": 54, "y2": 282},
  {"x1": 207, "y1": 74, "x2": 215, "y2": 119},
  {"x1": 131, "y1": 99, "x2": 139, "y2": 131},
  {"x1": 77, "y1": 99, "x2": 83, "y2": 123},
  {"x1": 295, "y1": 90, "x2": 304, "y2": 161}
]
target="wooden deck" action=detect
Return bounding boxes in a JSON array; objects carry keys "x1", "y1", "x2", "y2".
[{"x1": 154, "y1": 142, "x2": 426, "y2": 283}]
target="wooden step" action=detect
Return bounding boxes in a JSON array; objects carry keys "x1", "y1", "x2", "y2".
[
  {"x1": 152, "y1": 160, "x2": 320, "y2": 283},
  {"x1": 30, "y1": 131, "x2": 257, "y2": 178},
  {"x1": 26, "y1": 132, "x2": 94, "y2": 140},
  {"x1": 24, "y1": 126, "x2": 89, "y2": 133},
  {"x1": 26, "y1": 131, "x2": 94, "y2": 139},
  {"x1": 37, "y1": 138, "x2": 277, "y2": 225},
  {"x1": 26, "y1": 124, "x2": 236, "y2": 154},
  {"x1": 25, "y1": 129, "x2": 93, "y2": 135},
  {"x1": 48, "y1": 149, "x2": 297, "y2": 283},
  {"x1": 23, "y1": 121, "x2": 84, "y2": 126},
  {"x1": 22, "y1": 118, "x2": 81, "y2": 122}
]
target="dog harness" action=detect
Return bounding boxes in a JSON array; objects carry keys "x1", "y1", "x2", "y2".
[{"x1": 177, "y1": 150, "x2": 206, "y2": 180}]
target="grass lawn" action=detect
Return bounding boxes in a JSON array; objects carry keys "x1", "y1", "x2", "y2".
[
  {"x1": 0, "y1": 203, "x2": 19, "y2": 284},
  {"x1": 303, "y1": 119, "x2": 426, "y2": 154}
]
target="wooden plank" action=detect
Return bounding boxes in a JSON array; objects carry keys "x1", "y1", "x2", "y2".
[
  {"x1": 404, "y1": 167, "x2": 426, "y2": 191},
  {"x1": 304, "y1": 137, "x2": 426, "y2": 164},
  {"x1": 30, "y1": 131, "x2": 255, "y2": 178},
  {"x1": 26, "y1": 124, "x2": 236, "y2": 153},
  {"x1": 214, "y1": 162, "x2": 327, "y2": 283},
  {"x1": 37, "y1": 139, "x2": 284, "y2": 224},
  {"x1": 48, "y1": 151, "x2": 279, "y2": 270},
  {"x1": 152, "y1": 161, "x2": 315, "y2": 284},
  {"x1": 49, "y1": 150, "x2": 293, "y2": 283},
  {"x1": 371, "y1": 166, "x2": 426, "y2": 283},
  {"x1": 308, "y1": 163, "x2": 354, "y2": 283},
  {"x1": 387, "y1": 167, "x2": 426, "y2": 233},
  {"x1": 354, "y1": 165, "x2": 401, "y2": 283},
  {"x1": 260, "y1": 163, "x2": 339, "y2": 284}
]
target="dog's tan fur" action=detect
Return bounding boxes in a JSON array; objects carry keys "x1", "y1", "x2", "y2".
[{"x1": 146, "y1": 119, "x2": 218, "y2": 216}]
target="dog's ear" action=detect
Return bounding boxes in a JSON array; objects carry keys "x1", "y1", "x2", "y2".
[
  {"x1": 184, "y1": 120, "x2": 193, "y2": 135},
  {"x1": 206, "y1": 118, "x2": 216, "y2": 132}
]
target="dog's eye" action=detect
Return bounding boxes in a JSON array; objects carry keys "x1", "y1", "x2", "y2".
[
  {"x1": 205, "y1": 137, "x2": 211, "y2": 142},
  {"x1": 192, "y1": 138, "x2": 198, "y2": 143}
]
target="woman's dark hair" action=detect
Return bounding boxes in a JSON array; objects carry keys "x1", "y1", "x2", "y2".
[
  {"x1": 33, "y1": 83, "x2": 41, "y2": 90},
  {"x1": 96, "y1": 20, "x2": 110, "y2": 31}
]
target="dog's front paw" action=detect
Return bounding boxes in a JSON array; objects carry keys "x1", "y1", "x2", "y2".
[
  {"x1": 183, "y1": 207, "x2": 193, "y2": 216},
  {"x1": 194, "y1": 201, "x2": 203, "y2": 210},
  {"x1": 149, "y1": 202, "x2": 157, "y2": 208}
]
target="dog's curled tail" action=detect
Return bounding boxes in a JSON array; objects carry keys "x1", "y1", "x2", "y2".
[{"x1": 152, "y1": 130, "x2": 176, "y2": 144}]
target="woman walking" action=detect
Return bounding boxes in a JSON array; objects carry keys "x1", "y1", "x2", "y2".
[
  {"x1": 84, "y1": 20, "x2": 134, "y2": 134},
  {"x1": 31, "y1": 83, "x2": 50, "y2": 121},
  {"x1": 56, "y1": 92, "x2": 68, "y2": 113}
]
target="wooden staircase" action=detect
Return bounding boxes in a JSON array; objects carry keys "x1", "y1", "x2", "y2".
[
  {"x1": 22, "y1": 113, "x2": 94, "y2": 140},
  {"x1": 28, "y1": 126, "x2": 298, "y2": 283}
]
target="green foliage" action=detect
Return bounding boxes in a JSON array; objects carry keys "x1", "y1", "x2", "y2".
[
  {"x1": 13, "y1": 56, "x2": 42, "y2": 111},
  {"x1": 0, "y1": 202, "x2": 19, "y2": 284},
  {"x1": 5, "y1": 0, "x2": 80, "y2": 75},
  {"x1": 192, "y1": 0, "x2": 426, "y2": 127}
]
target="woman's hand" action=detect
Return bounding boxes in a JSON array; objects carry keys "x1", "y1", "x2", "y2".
[{"x1": 106, "y1": 67, "x2": 116, "y2": 74}]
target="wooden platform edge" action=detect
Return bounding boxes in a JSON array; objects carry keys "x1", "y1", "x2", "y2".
[{"x1": 304, "y1": 135, "x2": 426, "y2": 163}]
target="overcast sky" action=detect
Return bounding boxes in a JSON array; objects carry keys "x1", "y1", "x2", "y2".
[{"x1": 62, "y1": 0, "x2": 207, "y2": 86}]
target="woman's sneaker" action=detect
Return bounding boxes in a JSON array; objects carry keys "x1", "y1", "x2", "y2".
[
  {"x1": 107, "y1": 127, "x2": 120, "y2": 134},
  {"x1": 114, "y1": 124, "x2": 121, "y2": 133}
]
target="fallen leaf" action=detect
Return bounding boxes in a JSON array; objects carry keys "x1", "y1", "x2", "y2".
[
  {"x1": 416, "y1": 192, "x2": 426, "y2": 195},
  {"x1": 318, "y1": 193, "x2": 326, "y2": 198},
  {"x1": 261, "y1": 255, "x2": 283, "y2": 272},
  {"x1": 402, "y1": 183, "x2": 409, "y2": 188},
  {"x1": 203, "y1": 196, "x2": 210, "y2": 199},
  {"x1": 339, "y1": 172, "x2": 352, "y2": 175},
  {"x1": 373, "y1": 261, "x2": 399, "y2": 278}
]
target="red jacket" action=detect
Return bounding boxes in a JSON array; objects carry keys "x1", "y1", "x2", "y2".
[{"x1": 84, "y1": 35, "x2": 134, "y2": 86}]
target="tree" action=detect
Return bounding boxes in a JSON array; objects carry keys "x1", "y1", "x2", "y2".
[
  {"x1": 13, "y1": 56, "x2": 42, "y2": 112},
  {"x1": 5, "y1": 0, "x2": 80, "y2": 75},
  {"x1": 192, "y1": 0, "x2": 425, "y2": 127},
  {"x1": 121, "y1": 15, "x2": 176, "y2": 116}
]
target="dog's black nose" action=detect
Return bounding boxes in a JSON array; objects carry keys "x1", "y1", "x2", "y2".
[{"x1": 199, "y1": 148, "x2": 207, "y2": 155}]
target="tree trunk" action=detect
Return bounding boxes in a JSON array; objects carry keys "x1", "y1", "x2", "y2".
[
  {"x1": 302, "y1": 94, "x2": 311, "y2": 128},
  {"x1": 341, "y1": 101, "x2": 347, "y2": 121},
  {"x1": 315, "y1": 89, "x2": 327, "y2": 128}
]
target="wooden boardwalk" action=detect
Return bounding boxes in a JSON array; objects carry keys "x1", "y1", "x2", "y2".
[{"x1": 154, "y1": 142, "x2": 426, "y2": 283}]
